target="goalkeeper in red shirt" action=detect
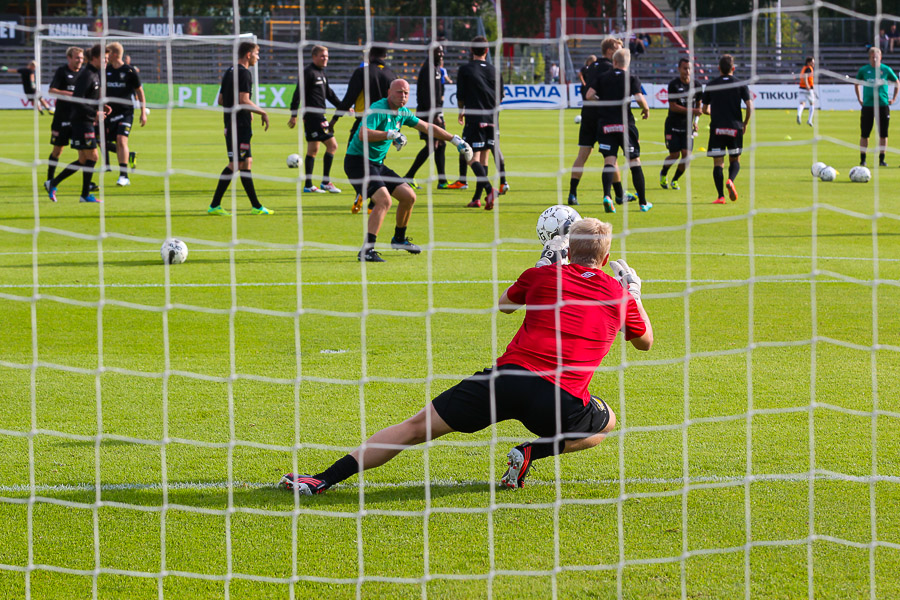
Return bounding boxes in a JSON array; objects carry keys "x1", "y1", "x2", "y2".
[{"x1": 281, "y1": 218, "x2": 653, "y2": 494}]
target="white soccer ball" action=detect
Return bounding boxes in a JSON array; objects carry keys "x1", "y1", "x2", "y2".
[
  {"x1": 536, "y1": 205, "x2": 582, "y2": 244},
  {"x1": 819, "y1": 166, "x2": 837, "y2": 182},
  {"x1": 849, "y1": 165, "x2": 871, "y2": 183},
  {"x1": 574, "y1": 114, "x2": 582, "y2": 124},
  {"x1": 161, "y1": 238, "x2": 188, "y2": 265},
  {"x1": 810, "y1": 162, "x2": 826, "y2": 177},
  {"x1": 286, "y1": 153, "x2": 301, "y2": 168}
]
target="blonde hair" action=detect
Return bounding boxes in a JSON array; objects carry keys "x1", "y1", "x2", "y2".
[
  {"x1": 870, "y1": 46, "x2": 882, "y2": 58},
  {"x1": 613, "y1": 48, "x2": 631, "y2": 70},
  {"x1": 107, "y1": 42, "x2": 123, "y2": 57},
  {"x1": 600, "y1": 37, "x2": 623, "y2": 57},
  {"x1": 66, "y1": 46, "x2": 83, "y2": 58},
  {"x1": 568, "y1": 218, "x2": 612, "y2": 267}
]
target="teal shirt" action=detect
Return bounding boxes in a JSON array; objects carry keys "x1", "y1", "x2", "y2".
[
  {"x1": 857, "y1": 63, "x2": 899, "y2": 107},
  {"x1": 346, "y1": 98, "x2": 420, "y2": 164}
]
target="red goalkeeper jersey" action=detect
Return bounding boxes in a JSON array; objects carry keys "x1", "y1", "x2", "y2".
[{"x1": 497, "y1": 263, "x2": 647, "y2": 404}]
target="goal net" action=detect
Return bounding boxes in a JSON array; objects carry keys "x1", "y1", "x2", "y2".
[{"x1": 0, "y1": 1, "x2": 897, "y2": 599}]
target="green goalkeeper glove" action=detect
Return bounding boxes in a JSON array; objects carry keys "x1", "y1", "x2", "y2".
[{"x1": 0, "y1": 66, "x2": 8, "y2": 73}]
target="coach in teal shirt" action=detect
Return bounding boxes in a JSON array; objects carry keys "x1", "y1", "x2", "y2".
[
  {"x1": 344, "y1": 78, "x2": 474, "y2": 262},
  {"x1": 855, "y1": 47, "x2": 899, "y2": 167}
]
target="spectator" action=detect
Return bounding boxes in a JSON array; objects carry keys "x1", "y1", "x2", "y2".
[
  {"x1": 549, "y1": 62, "x2": 560, "y2": 83},
  {"x1": 890, "y1": 24, "x2": 900, "y2": 52},
  {"x1": 878, "y1": 29, "x2": 890, "y2": 52}
]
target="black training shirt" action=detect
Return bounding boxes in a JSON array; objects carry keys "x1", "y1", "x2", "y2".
[
  {"x1": 456, "y1": 59, "x2": 499, "y2": 124},
  {"x1": 416, "y1": 58, "x2": 445, "y2": 115},
  {"x1": 665, "y1": 77, "x2": 697, "y2": 131},
  {"x1": 336, "y1": 59, "x2": 396, "y2": 115},
  {"x1": 220, "y1": 64, "x2": 253, "y2": 130},
  {"x1": 289, "y1": 63, "x2": 340, "y2": 121},
  {"x1": 71, "y1": 63, "x2": 102, "y2": 125},
  {"x1": 50, "y1": 65, "x2": 80, "y2": 122},
  {"x1": 592, "y1": 68, "x2": 642, "y2": 126},
  {"x1": 701, "y1": 75, "x2": 751, "y2": 131},
  {"x1": 580, "y1": 57, "x2": 614, "y2": 120},
  {"x1": 105, "y1": 63, "x2": 142, "y2": 114},
  {"x1": 19, "y1": 67, "x2": 35, "y2": 94}
]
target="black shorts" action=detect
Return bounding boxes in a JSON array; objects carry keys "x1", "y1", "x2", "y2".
[
  {"x1": 304, "y1": 116, "x2": 334, "y2": 143},
  {"x1": 418, "y1": 112, "x2": 446, "y2": 141},
  {"x1": 106, "y1": 111, "x2": 133, "y2": 138},
  {"x1": 431, "y1": 365, "x2": 611, "y2": 439},
  {"x1": 861, "y1": 105, "x2": 890, "y2": 138},
  {"x1": 462, "y1": 121, "x2": 495, "y2": 150},
  {"x1": 577, "y1": 115, "x2": 599, "y2": 147},
  {"x1": 664, "y1": 117, "x2": 692, "y2": 153},
  {"x1": 70, "y1": 121, "x2": 97, "y2": 150},
  {"x1": 596, "y1": 123, "x2": 641, "y2": 159},
  {"x1": 707, "y1": 127, "x2": 744, "y2": 157},
  {"x1": 50, "y1": 118, "x2": 72, "y2": 147},
  {"x1": 344, "y1": 153, "x2": 403, "y2": 198},
  {"x1": 225, "y1": 127, "x2": 252, "y2": 161}
]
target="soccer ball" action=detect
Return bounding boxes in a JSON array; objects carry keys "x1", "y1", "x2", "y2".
[
  {"x1": 574, "y1": 114, "x2": 582, "y2": 124},
  {"x1": 286, "y1": 153, "x2": 301, "y2": 168},
  {"x1": 536, "y1": 205, "x2": 582, "y2": 244},
  {"x1": 849, "y1": 165, "x2": 871, "y2": 183},
  {"x1": 161, "y1": 238, "x2": 188, "y2": 265},
  {"x1": 819, "y1": 166, "x2": 837, "y2": 182},
  {"x1": 810, "y1": 162, "x2": 826, "y2": 177}
]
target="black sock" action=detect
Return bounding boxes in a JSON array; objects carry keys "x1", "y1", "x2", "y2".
[
  {"x1": 728, "y1": 160, "x2": 741, "y2": 181},
  {"x1": 458, "y1": 153, "x2": 467, "y2": 183},
  {"x1": 52, "y1": 160, "x2": 81, "y2": 186},
  {"x1": 119, "y1": 163, "x2": 128, "y2": 178},
  {"x1": 210, "y1": 166, "x2": 233, "y2": 208},
  {"x1": 322, "y1": 152, "x2": 334, "y2": 184},
  {"x1": 366, "y1": 232, "x2": 377, "y2": 247},
  {"x1": 569, "y1": 177, "x2": 580, "y2": 197},
  {"x1": 631, "y1": 166, "x2": 647, "y2": 205},
  {"x1": 482, "y1": 164, "x2": 490, "y2": 197},
  {"x1": 713, "y1": 165, "x2": 725, "y2": 197},
  {"x1": 880, "y1": 151, "x2": 886, "y2": 164},
  {"x1": 314, "y1": 454, "x2": 360, "y2": 488},
  {"x1": 602, "y1": 165, "x2": 615, "y2": 198},
  {"x1": 80, "y1": 160, "x2": 96, "y2": 197},
  {"x1": 405, "y1": 145, "x2": 430, "y2": 179},
  {"x1": 612, "y1": 180, "x2": 624, "y2": 199},
  {"x1": 660, "y1": 158, "x2": 674, "y2": 176},
  {"x1": 304, "y1": 155, "x2": 315, "y2": 189},
  {"x1": 47, "y1": 153, "x2": 58, "y2": 181},
  {"x1": 240, "y1": 170, "x2": 262, "y2": 208},
  {"x1": 497, "y1": 155, "x2": 507, "y2": 185},
  {"x1": 861, "y1": 151, "x2": 867, "y2": 164},
  {"x1": 672, "y1": 165, "x2": 686, "y2": 182},
  {"x1": 470, "y1": 161, "x2": 487, "y2": 199},
  {"x1": 434, "y1": 142, "x2": 447, "y2": 184},
  {"x1": 517, "y1": 439, "x2": 564, "y2": 462},
  {"x1": 393, "y1": 226, "x2": 406, "y2": 241}
]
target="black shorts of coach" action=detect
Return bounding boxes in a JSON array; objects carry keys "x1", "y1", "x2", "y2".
[
  {"x1": 706, "y1": 127, "x2": 744, "y2": 157},
  {"x1": 70, "y1": 121, "x2": 98, "y2": 150},
  {"x1": 344, "y1": 153, "x2": 404, "y2": 199},
  {"x1": 224, "y1": 126, "x2": 252, "y2": 161},
  {"x1": 418, "y1": 113, "x2": 446, "y2": 141},
  {"x1": 431, "y1": 364, "x2": 611, "y2": 439},
  {"x1": 596, "y1": 123, "x2": 641, "y2": 160},
  {"x1": 860, "y1": 105, "x2": 890, "y2": 138},
  {"x1": 577, "y1": 115, "x2": 599, "y2": 148},
  {"x1": 462, "y1": 120, "x2": 495, "y2": 150},
  {"x1": 106, "y1": 111, "x2": 134, "y2": 139},
  {"x1": 50, "y1": 117, "x2": 72, "y2": 147},
  {"x1": 664, "y1": 118, "x2": 692, "y2": 153},
  {"x1": 303, "y1": 116, "x2": 334, "y2": 143}
]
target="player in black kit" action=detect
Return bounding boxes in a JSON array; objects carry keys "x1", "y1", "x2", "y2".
[
  {"x1": 3, "y1": 60, "x2": 53, "y2": 114},
  {"x1": 288, "y1": 45, "x2": 342, "y2": 194},
  {"x1": 587, "y1": 48, "x2": 651, "y2": 213},
  {"x1": 104, "y1": 42, "x2": 147, "y2": 187},
  {"x1": 403, "y1": 44, "x2": 449, "y2": 189},
  {"x1": 701, "y1": 54, "x2": 753, "y2": 204},
  {"x1": 456, "y1": 36, "x2": 498, "y2": 210},
  {"x1": 660, "y1": 58, "x2": 702, "y2": 190},
  {"x1": 44, "y1": 47, "x2": 84, "y2": 189},
  {"x1": 208, "y1": 41, "x2": 272, "y2": 216},
  {"x1": 45, "y1": 44, "x2": 107, "y2": 203}
]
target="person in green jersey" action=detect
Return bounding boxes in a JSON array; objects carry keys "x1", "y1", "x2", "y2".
[
  {"x1": 345, "y1": 78, "x2": 475, "y2": 262},
  {"x1": 855, "y1": 47, "x2": 899, "y2": 167}
]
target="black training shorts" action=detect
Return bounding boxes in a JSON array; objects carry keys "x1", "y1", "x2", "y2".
[
  {"x1": 577, "y1": 114, "x2": 599, "y2": 148},
  {"x1": 344, "y1": 153, "x2": 404, "y2": 198},
  {"x1": 50, "y1": 117, "x2": 72, "y2": 147},
  {"x1": 431, "y1": 364, "x2": 611, "y2": 439},
  {"x1": 860, "y1": 105, "x2": 890, "y2": 138},
  {"x1": 70, "y1": 121, "x2": 98, "y2": 150},
  {"x1": 225, "y1": 126, "x2": 252, "y2": 161},
  {"x1": 304, "y1": 116, "x2": 334, "y2": 143},
  {"x1": 664, "y1": 116, "x2": 692, "y2": 153},
  {"x1": 706, "y1": 126, "x2": 744, "y2": 157},
  {"x1": 418, "y1": 112, "x2": 446, "y2": 141},
  {"x1": 462, "y1": 120, "x2": 495, "y2": 150},
  {"x1": 596, "y1": 122, "x2": 641, "y2": 159},
  {"x1": 106, "y1": 111, "x2": 134, "y2": 138}
]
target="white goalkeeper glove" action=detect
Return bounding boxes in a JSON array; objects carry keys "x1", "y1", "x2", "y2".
[
  {"x1": 386, "y1": 129, "x2": 407, "y2": 151},
  {"x1": 450, "y1": 134, "x2": 474, "y2": 162},
  {"x1": 609, "y1": 259, "x2": 642, "y2": 302},
  {"x1": 535, "y1": 235, "x2": 569, "y2": 268}
]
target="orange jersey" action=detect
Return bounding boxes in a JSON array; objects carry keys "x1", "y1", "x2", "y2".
[{"x1": 800, "y1": 65, "x2": 814, "y2": 89}]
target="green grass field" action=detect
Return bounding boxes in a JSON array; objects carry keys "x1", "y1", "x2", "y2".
[{"x1": 1, "y1": 106, "x2": 899, "y2": 599}]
